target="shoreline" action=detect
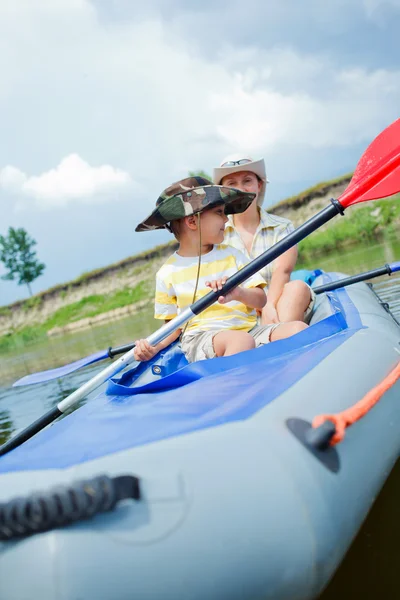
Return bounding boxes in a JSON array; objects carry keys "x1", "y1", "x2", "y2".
[{"x1": 47, "y1": 299, "x2": 149, "y2": 337}]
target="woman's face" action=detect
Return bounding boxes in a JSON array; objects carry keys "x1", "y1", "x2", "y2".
[{"x1": 221, "y1": 171, "x2": 262, "y2": 197}]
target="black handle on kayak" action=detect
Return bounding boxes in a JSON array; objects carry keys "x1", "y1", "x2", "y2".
[
  {"x1": 108, "y1": 342, "x2": 135, "y2": 358},
  {"x1": 0, "y1": 474, "x2": 140, "y2": 541}
]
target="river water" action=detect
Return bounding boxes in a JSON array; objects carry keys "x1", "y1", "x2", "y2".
[{"x1": 1, "y1": 234, "x2": 400, "y2": 598}]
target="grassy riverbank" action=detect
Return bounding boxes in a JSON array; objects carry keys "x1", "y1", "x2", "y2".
[
  {"x1": 297, "y1": 195, "x2": 400, "y2": 260},
  {"x1": 0, "y1": 280, "x2": 153, "y2": 352}
]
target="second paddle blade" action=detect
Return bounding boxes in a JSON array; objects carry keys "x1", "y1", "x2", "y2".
[{"x1": 13, "y1": 349, "x2": 109, "y2": 387}]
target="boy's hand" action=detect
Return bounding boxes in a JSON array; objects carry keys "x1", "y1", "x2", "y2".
[
  {"x1": 205, "y1": 277, "x2": 241, "y2": 304},
  {"x1": 134, "y1": 339, "x2": 158, "y2": 362}
]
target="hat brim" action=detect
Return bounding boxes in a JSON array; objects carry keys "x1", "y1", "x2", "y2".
[
  {"x1": 135, "y1": 185, "x2": 256, "y2": 232},
  {"x1": 212, "y1": 158, "x2": 269, "y2": 206}
]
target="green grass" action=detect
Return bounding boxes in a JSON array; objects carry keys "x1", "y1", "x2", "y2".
[
  {"x1": 45, "y1": 281, "x2": 150, "y2": 330},
  {"x1": 298, "y1": 196, "x2": 400, "y2": 259},
  {"x1": 0, "y1": 281, "x2": 152, "y2": 351},
  {"x1": 21, "y1": 295, "x2": 43, "y2": 312},
  {"x1": 0, "y1": 306, "x2": 12, "y2": 318}
]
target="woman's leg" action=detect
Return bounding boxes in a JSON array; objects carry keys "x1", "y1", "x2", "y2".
[
  {"x1": 275, "y1": 280, "x2": 312, "y2": 322},
  {"x1": 213, "y1": 330, "x2": 255, "y2": 357}
]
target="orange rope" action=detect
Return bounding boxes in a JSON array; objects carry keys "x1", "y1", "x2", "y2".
[{"x1": 312, "y1": 361, "x2": 400, "y2": 446}]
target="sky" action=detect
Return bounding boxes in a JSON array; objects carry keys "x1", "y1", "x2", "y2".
[{"x1": 0, "y1": 0, "x2": 399, "y2": 305}]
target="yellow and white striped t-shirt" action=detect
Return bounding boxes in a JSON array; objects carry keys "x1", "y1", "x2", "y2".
[
  {"x1": 154, "y1": 244, "x2": 266, "y2": 334},
  {"x1": 224, "y1": 208, "x2": 295, "y2": 284}
]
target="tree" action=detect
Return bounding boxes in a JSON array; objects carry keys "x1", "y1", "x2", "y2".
[
  {"x1": 0, "y1": 227, "x2": 46, "y2": 296},
  {"x1": 188, "y1": 169, "x2": 212, "y2": 181}
]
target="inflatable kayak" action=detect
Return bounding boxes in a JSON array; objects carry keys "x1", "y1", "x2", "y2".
[{"x1": 0, "y1": 271, "x2": 400, "y2": 600}]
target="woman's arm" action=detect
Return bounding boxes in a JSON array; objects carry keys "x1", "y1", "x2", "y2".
[
  {"x1": 231, "y1": 285, "x2": 266, "y2": 309},
  {"x1": 262, "y1": 246, "x2": 298, "y2": 323}
]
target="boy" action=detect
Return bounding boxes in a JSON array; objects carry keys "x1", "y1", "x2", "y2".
[{"x1": 134, "y1": 176, "x2": 306, "y2": 363}]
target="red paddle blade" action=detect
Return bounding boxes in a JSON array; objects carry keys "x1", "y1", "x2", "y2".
[{"x1": 338, "y1": 118, "x2": 400, "y2": 209}]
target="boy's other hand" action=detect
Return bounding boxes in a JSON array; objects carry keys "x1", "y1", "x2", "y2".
[
  {"x1": 206, "y1": 277, "x2": 241, "y2": 304},
  {"x1": 134, "y1": 339, "x2": 158, "y2": 362},
  {"x1": 205, "y1": 277, "x2": 228, "y2": 293}
]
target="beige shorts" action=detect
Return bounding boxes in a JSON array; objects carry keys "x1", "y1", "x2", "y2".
[
  {"x1": 182, "y1": 286, "x2": 316, "y2": 363},
  {"x1": 304, "y1": 285, "x2": 316, "y2": 324},
  {"x1": 181, "y1": 323, "x2": 281, "y2": 363}
]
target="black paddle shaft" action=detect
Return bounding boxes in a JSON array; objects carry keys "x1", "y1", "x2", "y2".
[
  {"x1": 0, "y1": 406, "x2": 62, "y2": 456},
  {"x1": 313, "y1": 264, "x2": 393, "y2": 294}
]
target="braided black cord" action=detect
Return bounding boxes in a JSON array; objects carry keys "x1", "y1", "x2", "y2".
[{"x1": 0, "y1": 474, "x2": 140, "y2": 541}]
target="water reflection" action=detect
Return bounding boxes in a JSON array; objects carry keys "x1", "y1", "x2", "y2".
[
  {"x1": 0, "y1": 304, "x2": 155, "y2": 388},
  {"x1": 319, "y1": 458, "x2": 400, "y2": 599},
  {"x1": 298, "y1": 232, "x2": 400, "y2": 276},
  {"x1": 0, "y1": 371, "x2": 101, "y2": 446},
  {"x1": 0, "y1": 408, "x2": 14, "y2": 445},
  {"x1": 46, "y1": 380, "x2": 88, "y2": 415}
]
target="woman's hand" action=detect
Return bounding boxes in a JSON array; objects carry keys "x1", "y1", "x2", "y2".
[
  {"x1": 261, "y1": 303, "x2": 279, "y2": 324},
  {"x1": 134, "y1": 339, "x2": 158, "y2": 362}
]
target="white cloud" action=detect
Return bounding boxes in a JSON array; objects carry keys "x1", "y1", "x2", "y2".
[
  {"x1": 0, "y1": 166, "x2": 27, "y2": 191},
  {"x1": 209, "y1": 64, "x2": 400, "y2": 154},
  {"x1": 0, "y1": 154, "x2": 133, "y2": 208}
]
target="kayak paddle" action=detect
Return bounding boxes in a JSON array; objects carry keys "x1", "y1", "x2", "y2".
[
  {"x1": 313, "y1": 261, "x2": 400, "y2": 294},
  {"x1": 2, "y1": 117, "x2": 400, "y2": 456},
  {"x1": 12, "y1": 260, "x2": 400, "y2": 388}
]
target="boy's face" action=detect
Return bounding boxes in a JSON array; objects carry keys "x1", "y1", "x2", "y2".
[{"x1": 199, "y1": 204, "x2": 228, "y2": 244}]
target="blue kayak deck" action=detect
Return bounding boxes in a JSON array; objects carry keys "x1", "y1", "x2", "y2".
[{"x1": 0, "y1": 278, "x2": 363, "y2": 473}]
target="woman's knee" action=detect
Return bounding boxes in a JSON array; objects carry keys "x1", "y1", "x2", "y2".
[{"x1": 284, "y1": 280, "x2": 311, "y2": 300}]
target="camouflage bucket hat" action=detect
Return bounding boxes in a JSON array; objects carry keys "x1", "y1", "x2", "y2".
[{"x1": 135, "y1": 176, "x2": 256, "y2": 232}]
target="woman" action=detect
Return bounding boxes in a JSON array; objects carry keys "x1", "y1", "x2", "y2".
[{"x1": 213, "y1": 155, "x2": 315, "y2": 325}]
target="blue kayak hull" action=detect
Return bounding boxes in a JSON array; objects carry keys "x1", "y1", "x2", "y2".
[{"x1": 0, "y1": 272, "x2": 399, "y2": 600}]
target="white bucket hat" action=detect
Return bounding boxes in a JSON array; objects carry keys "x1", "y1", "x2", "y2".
[{"x1": 212, "y1": 154, "x2": 270, "y2": 206}]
